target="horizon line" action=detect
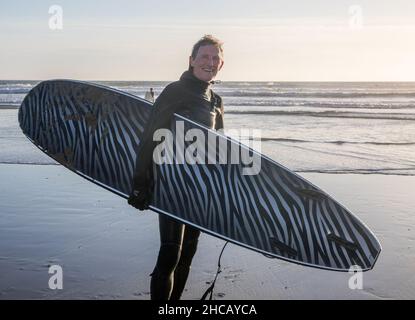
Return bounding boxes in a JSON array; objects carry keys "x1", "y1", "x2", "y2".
[{"x1": 2, "y1": 79, "x2": 415, "y2": 83}]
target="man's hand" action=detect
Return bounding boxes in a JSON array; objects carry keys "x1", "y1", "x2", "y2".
[{"x1": 128, "y1": 187, "x2": 150, "y2": 211}]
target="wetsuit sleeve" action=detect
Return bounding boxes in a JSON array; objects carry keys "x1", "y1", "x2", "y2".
[
  {"x1": 214, "y1": 95, "x2": 224, "y2": 131},
  {"x1": 131, "y1": 86, "x2": 182, "y2": 191}
]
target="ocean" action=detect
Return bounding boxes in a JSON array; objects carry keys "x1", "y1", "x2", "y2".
[{"x1": 1, "y1": 80, "x2": 414, "y2": 176}]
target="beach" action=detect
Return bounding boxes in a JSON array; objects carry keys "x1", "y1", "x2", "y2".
[
  {"x1": 3, "y1": 0, "x2": 415, "y2": 302},
  {"x1": 1, "y1": 163, "x2": 415, "y2": 299}
]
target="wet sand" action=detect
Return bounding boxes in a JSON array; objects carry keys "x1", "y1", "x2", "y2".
[{"x1": 0, "y1": 163, "x2": 414, "y2": 299}]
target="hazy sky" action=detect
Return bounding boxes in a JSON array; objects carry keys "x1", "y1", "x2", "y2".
[{"x1": 1, "y1": 0, "x2": 415, "y2": 81}]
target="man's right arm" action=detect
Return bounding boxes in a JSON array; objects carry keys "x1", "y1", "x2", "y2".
[{"x1": 129, "y1": 84, "x2": 182, "y2": 209}]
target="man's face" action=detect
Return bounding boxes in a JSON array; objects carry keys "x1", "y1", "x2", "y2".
[{"x1": 190, "y1": 45, "x2": 224, "y2": 82}]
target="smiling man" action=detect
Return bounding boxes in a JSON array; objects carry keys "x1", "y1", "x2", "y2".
[{"x1": 128, "y1": 35, "x2": 225, "y2": 300}]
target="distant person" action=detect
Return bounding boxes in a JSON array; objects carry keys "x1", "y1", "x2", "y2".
[
  {"x1": 128, "y1": 35, "x2": 225, "y2": 300},
  {"x1": 145, "y1": 87, "x2": 155, "y2": 103}
]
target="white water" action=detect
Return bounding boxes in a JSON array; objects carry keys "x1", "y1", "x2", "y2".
[{"x1": 1, "y1": 80, "x2": 414, "y2": 175}]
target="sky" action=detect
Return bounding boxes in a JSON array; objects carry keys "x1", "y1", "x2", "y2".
[{"x1": 1, "y1": 0, "x2": 415, "y2": 81}]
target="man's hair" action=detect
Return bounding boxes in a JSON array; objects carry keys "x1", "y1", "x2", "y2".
[{"x1": 191, "y1": 35, "x2": 224, "y2": 59}]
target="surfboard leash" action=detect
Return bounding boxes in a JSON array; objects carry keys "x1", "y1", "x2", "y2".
[{"x1": 200, "y1": 241, "x2": 229, "y2": 300}]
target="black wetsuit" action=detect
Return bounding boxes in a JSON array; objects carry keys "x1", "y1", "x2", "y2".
[{"x1": 129, "y1": 70, "x2": 224, "y2": 300}]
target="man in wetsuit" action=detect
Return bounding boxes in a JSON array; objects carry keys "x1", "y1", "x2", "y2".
[{"x1": 128, "y1": 35, "x2": 225, "y2": 300}]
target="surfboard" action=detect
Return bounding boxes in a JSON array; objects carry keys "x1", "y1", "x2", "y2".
[{"x1": 19, "y1": 79, "x2": 381, "y2": 272}]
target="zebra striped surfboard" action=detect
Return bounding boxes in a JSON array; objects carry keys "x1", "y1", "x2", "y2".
[{"x1": 19, "y1": 79, "x2": 381, "y2": 272}]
